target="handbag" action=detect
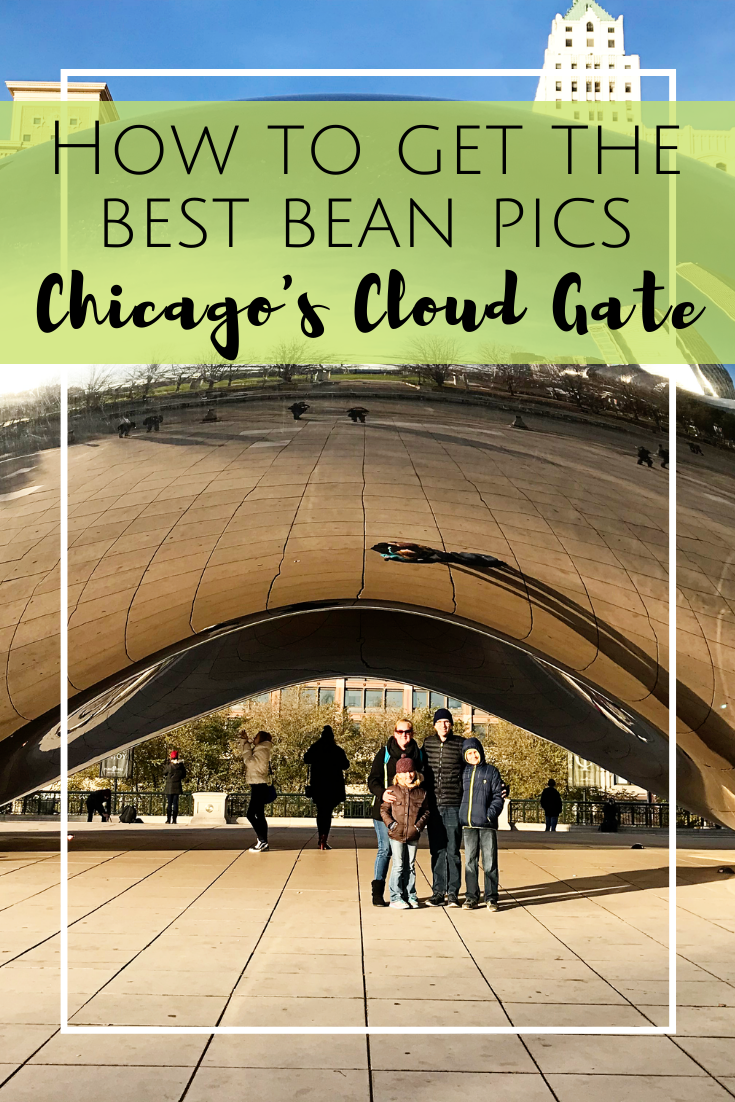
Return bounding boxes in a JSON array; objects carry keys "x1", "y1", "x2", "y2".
[{"x1": 263, "y1": 761, "x2": 277, "y2": 804}]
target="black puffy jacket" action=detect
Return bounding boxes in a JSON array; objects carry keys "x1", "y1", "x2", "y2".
[{"x1": 421, "y1": 732, "x2": 464, "y2": 807}]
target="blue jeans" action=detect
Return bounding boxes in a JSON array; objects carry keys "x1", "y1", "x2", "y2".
[
  {"x1": 427, "y1": 806, "x2": 462, "y2": 897},
  {"x1": 389, "y1": 839, "x2": 418, "y2": 903},
  {"x1": 373, "y1": 819, "x2": 391, "y2": 881},
  {"x1": 545, "y1": 815, "x2": 558, "y2": 832},
  {"x1": 463, "y1": 827, "x2": 498, "y2": 903}
]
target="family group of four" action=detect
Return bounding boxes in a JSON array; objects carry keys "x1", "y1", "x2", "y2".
[{"x1": 367, "y1": 709, "x2": 505, "y2": 910}]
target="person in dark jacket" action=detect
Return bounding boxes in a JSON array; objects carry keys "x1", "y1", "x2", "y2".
[
  {"x1": 540, "y1": 779, "x2": 563, "y2": 831},
  {"x1": 288, "y1": 401, "x2": 309, "y2": 420},
  {"x1": 86, "y1": 788, "x2": 111, "y2": 822},
  {"x1": 380, "y1": 757, "x2": 430, "y2": 908},
  {"x1": 304, "y1": 725, "x2": 350, "y2": 850},
  {"x1": 459, "y1": 739, "x2": 505, "y2": 910},
  {"x1": 143, "y1": 414, "x2": 163, "y2": 432},
  {"x1": 636, "y1": 446, "x2": 653, "y2": 468},
  {"x1": 599, "y1": 798, "x2": 620, "y2": 833},
  {"x1": 367, "y1": 720, "x2": 425, "y2": 907},
  {"x1": 163, "y1": 750, "x2": 187, "y2": 824},
  {"x1": 422, "y1": 708, "x2": 465, "y2": 908}
]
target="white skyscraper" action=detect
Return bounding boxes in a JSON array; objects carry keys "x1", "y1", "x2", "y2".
[{"x1": 535, "y1": 1, "x2": 641, "y2": 122}]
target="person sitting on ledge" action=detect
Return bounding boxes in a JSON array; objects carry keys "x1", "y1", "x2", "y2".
[{"x1": 371, "y1": 541, "x2": 508, "y2": 570}]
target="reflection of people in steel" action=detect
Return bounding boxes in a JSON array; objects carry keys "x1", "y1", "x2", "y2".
[
  {"x1": 143, "y1": 414, "x2": 163, "y2": 433},
  {"x1": 636, "y1": 446, "x2": 653, "y2": 468},
  {"x1": 288, "y1": 401, "x2": 309, "y2": 420},
  {"x1": 688, "y1": 441, "x2": 704, "y2": 455},
  {"x1": 658, "y1": 446, "x2": 669, "y2": 469},
  {"x1": 347, "y1": 407, "x2": 368, "y2": 423},
  {"x1": 371, "y1": 541, "x2": 508, "y2": 570}
]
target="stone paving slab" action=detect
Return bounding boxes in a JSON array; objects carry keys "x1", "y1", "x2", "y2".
[{"x1": 0, "y1": 829, "x2": 734, "y2": 1099}]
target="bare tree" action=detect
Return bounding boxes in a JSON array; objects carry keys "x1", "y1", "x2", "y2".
[
  {"x1": 402, "y1": 337, "x2": 460, "y2": 388},
  {"x1": 267, "y1": 340, "x2": 330, "y2": 385},
  {"x1": 77, "y1": 365, "x2": 115, "y2": 411},
  {"x1": 558, "y1": 366, "x2": 590, "y2": 409},
  {"x1": 171, "y1": 365, "x2": 191, "y2": 392},
  {"x1": 137, "y1": 363, "x2": 165, "y2": 399},
  {"x1": 197, "y1": 361, "x2": 230, "y2": 392}
]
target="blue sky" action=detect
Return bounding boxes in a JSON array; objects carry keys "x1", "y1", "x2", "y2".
[{"x1": 1, "y1": 0, "x2": 734, "y2": 102}]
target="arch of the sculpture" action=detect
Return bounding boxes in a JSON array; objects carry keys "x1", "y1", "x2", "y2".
[{"x1": 1, "y1": 602, "x2": 687, "y2": 808}]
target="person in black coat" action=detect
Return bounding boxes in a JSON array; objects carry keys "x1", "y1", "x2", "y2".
[
  {"x1": 539, "y1": 778, "x2": 563, "y2": 831},
  {"x1": 303, "y1": 726, "x2": 350, "y2": 850},
  {"x1": 421, "y1": 709, "x2": 465, "y2": 907},
  {"x1": 163, "y1": 750, "x2": 187, "y2": 824},
  {"x1": 86, "y1": 788, "x2": 111, "y2": 822}
]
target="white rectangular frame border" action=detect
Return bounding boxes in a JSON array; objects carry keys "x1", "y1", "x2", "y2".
[{"x1": 58, "y1": 65, "x2": 678, "y2": 1036}]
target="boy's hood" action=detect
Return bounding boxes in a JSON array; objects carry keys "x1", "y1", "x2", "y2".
[{"x1": 462, "y1": 737, "x2": 486, "y2": 765}]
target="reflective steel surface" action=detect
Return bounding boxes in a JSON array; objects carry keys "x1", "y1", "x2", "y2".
[{"x1": 1, "y1": 384, "x2": 733, "y2": 824}]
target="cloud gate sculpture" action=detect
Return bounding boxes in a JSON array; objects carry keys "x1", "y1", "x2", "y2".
[{"x1": 1, "y1": 386, "x2": 734, "y2": 828}]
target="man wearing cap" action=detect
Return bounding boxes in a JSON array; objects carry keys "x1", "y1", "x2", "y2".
[{"x1": 421, "y1": 708, "x2": 465, "y2": 907}]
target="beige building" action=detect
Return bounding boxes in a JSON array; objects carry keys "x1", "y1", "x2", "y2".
[
  {"x1": 0, "y1": 80, "x2": 118, "y2": 160},
  {"x1": 230, "y1": 677, "x2": 496, "y2": 736}
]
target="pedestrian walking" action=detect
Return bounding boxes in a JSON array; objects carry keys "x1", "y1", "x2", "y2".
[
  {"x1": 143, "y1": 414, "x2": 163, "y2": 432},
  {"x1": 117, "y1": 415, "x2": 132, "y2": 438},
  {"x1": 86, "y1": 788, "x2": 111, "y2": 823},
  {"x1": 163, "y1": 751, "x2": 187, "y2": 824},
  {"x1": 288, "y1": 401, "x2": 309, "y2": 421},
  {"x1": 540, "y1": 778, "x2": 563, "y2": 831},
  {"x1": 688, "y1": 441, "x2": 703, "y2": 455},
  {"x1": 380, "y1": 757, "x2": 430, "y2": 909},
  {"x1": 459, "y1": 739, "x2": 505, "y2": 911},
  {"x1": 636, "y1": 446, "x2": 653, "y2": 468},
  {"x1": 422, "y1": 708, "x2": 465, "y2": 907},
  {"x1": 346, "y1": 406, "x2": 368, "y2": 423},
  {"x1": 237, "y1": 727, "x2": 273, "y2": 852},
  {"x1": 367, "y1": 720, "x2": 425, "y2": 907},
  {"x1": 304, "y1": 725, "x2": 350, "y2": 850},
  {"x1": 659, "y1": 447, "x2": 669, "y2": 469}
]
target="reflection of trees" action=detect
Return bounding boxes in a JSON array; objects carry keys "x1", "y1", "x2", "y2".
[
  {"x1": 403, "y1": 336, "x2": 460, "y2": 388},
  {"x1": 267, "y1": 339, "x2": 331, "y2": 385}
]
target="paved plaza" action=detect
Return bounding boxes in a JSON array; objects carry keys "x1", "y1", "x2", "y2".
[{"x1": 0, "y1": 827, "x2": 734, "y2": 1100}]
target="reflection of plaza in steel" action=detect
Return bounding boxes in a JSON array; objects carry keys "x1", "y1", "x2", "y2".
[{"x1": 1, "y1": 376, "x2": 734, "y2": 829}]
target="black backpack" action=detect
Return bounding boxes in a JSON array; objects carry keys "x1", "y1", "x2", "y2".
[{"x1": 119, "y1": 804, "x2": 138, "y2": 824}]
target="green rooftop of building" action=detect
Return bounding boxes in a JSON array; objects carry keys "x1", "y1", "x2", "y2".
[{"x1": 563, "y1": 1, "x2": 616, "y2": 21}]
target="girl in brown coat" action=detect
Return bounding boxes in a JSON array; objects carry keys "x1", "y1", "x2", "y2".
[{"x1": 380, "y1": 756, "x2": 430, "y2": 909}]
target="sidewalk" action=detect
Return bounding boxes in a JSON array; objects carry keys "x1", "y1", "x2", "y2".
[{"x1": 0, "y1": 828, "x2": 734, "y2": 1100}]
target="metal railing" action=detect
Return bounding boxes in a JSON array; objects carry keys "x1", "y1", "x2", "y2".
[
  {"x1": 0, "y1": 791, "x2": 373, "y2": 820},
  {"x1": 508, "y1": 799, "x2": 720, "y2": 830},
  {"x1": 4, "y1": 793, "x2": 723, "y2": 830}
]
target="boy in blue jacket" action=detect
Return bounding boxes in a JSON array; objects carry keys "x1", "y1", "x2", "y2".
[{"x1": 459, "y1": 737, "x2": 505, "y2": 911}]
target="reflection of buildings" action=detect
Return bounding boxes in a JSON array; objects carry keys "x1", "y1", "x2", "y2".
[
  {"x1": 535, "y1": 0, "x2": 640, "y2": 123},
  {"x1": 0, "y1": 80, "x2": 118, "y2": 160},
  {"x1": 231, "y1": 677, "x2": 495, "y2": 736}
]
